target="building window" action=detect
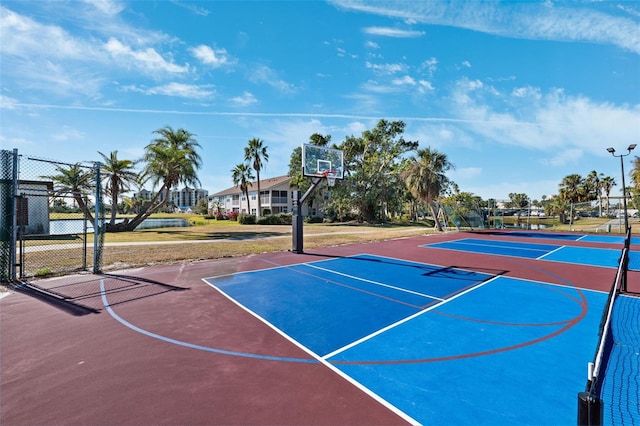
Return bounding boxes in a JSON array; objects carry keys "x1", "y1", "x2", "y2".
[
  {"x1": 260, "y1": 190, "x2": 269, "y2": 204},
  {"x1": 272, "y1": 190, "x2": 288, "y2": 204}
]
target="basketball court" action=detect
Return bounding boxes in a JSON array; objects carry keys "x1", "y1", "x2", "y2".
[
  {"x1": 2, "y1": 230, "x2": 638, "y2": 425},
  {"x1": 2, "y1": 145, "x2": 638, "y2": 424}
]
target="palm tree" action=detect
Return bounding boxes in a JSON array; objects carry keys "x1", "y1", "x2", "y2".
[
  {"x1": 403, "y1": 147, "x2": 453, "y2": 232},
  {"x1": 244, "y1": 138, "x2": 268, "y2": 217},
  {"x1": 231, "y1": 163, "x2": 255, "y2": 214},
  {"x1": 600, "y1": 176, "x2": 616, "y2": 215},
  {"x1": 115, "y1": 126, "x2": 202, "y2": 232},
  {"x1": 558, "y1": 174, "x2": 584, "y2": 203},
  {"x1": 631, "y1": 156, "x2": 640, "y2": 190},
  {"x1": 42, "y1": 163, "x2": 95, "y2": 222},
  {"x1": 98, "y1": 151, "x2": 138, "y2": 227}
]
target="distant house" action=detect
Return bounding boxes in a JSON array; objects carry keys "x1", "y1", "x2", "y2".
[
  {"x1": 16, "y1": 180, "x2": 54, "y2": 235},
  {"x1": 209, "y1": 175, "x2": 329, "y2": 217}
]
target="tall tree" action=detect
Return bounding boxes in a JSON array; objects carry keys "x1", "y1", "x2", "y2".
[
  {"x1": 403, "y1": 147, "x2": 453, "y2": 231},
  {"x1": 558, "y1": 174, "x2": 584, "y2": 204},
  {"x1": 98, "y1": 151, "x2": 138, "y2": 226},
  {"x1": 600, "y1": 175, "x2": 616, "y2": 215},
  {"x1": 244, "y1": 138, "x2": 269, "y2": 217},
  {"x1": 231, "y1": 163, "x2": 255, "y2": 214},
  {"x1": 583, "y1": 170, "x2": 602, "y2": 204},
  {"x1": 42, "y1": 163, "x2": 95, "y2": 222},
  {"x1": 113, "y1": 126, "x2": 202, "y2": 232},
  {"x1": 336, "y1": 119, "x2": 418, "y2": 222},
  {"x1": 630, "y1": 157, "x2": 640, "y2": 211}
]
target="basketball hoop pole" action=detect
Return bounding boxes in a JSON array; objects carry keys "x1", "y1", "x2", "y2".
[{"x1": 292, "y1": 176, "x2": 325, "y2": 254}]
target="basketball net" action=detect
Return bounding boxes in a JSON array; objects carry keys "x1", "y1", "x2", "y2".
[{"x1": 322, "y1": 169, "x2": 337, "y2": 187}]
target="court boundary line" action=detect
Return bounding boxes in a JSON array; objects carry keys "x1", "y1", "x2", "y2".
[
  {"x1": 537, "y1": 245, "x2": 566, "y2": 260},
  {"x1": 200, "y1": 277, "x2": 421, "y2": 425}
]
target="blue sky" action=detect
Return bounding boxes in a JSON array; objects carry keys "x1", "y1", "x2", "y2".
[{"x1": 1, "y1": 0, "x2": 639, "y2": 201}]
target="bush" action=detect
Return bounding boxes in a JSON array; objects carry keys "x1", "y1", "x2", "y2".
[
  {"x1": 256, "y1": 213, "x2": 292, "y2": 225},
  {"x1": 304, "y1": 216, "x2": 324, "y2": 223},
  {"x1": 238, "y1": 214, "x2": 256, "y2": 224},
  {"x1": 227, "y1": 211, "x2": 239, "y2": 221}
]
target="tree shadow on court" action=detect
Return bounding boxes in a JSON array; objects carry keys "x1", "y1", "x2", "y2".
[{"x1": 10, "y1": 274, "x2": 189, "y2": 316}]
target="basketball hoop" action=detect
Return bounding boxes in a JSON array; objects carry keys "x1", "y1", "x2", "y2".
[{"x1": 322, "y1": 169, "x2": 337, "y2": 187}]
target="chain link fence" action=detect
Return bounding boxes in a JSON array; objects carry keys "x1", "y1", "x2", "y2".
[{"x1": 0, "y1": 149, "x2": 105, "y2": 281}]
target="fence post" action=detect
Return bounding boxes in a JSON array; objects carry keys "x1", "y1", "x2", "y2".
[
  {"x1": 93, "y1": 162, "x2": 102, "y2": 273},
  {"x1": 0, "y1": 149, "x2": 18, "y2": 281}
]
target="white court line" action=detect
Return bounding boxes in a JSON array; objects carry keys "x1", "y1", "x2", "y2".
[
  {"x1": 323, "y1": 275, "x2": 502, "y2": 360},
  {"x1": 303, "y1": 263, "x2": 444, "y2": 302},
  {"x1": 537, "y1": 245, "x2": 565, "y2": 260},
  {"x1": 447, "y1": 239, "x2": 552, "y2": 253}
]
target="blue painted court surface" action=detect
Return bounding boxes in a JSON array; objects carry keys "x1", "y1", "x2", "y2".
[
  {"x1": 491, "y1": 231, "x2": 640, "y2": 246},
  {"x1": 425, "y1": 238, "x2": 637, "y2": 269},
  {"x1": 206, "y1": 254, "x2": 611, "y2": 424}
]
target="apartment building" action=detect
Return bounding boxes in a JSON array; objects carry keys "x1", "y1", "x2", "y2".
[
  {"x1": 209, "y1": 175, "x2": 328, "y2": 217},
  {"x1": 134, "y1": 186, "x2": 209, "y2": 213}
]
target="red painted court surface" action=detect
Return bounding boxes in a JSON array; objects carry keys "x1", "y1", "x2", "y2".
[{"x1": 1, "y1": 230, "x2": 637, "y2": 425}]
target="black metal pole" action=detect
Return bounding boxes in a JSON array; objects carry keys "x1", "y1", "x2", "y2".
[
  {"x1": 620, "y1": 155, "x2": 629, "y2": 232},
  {"x1": 291, "y1": 178, "x2": 324, "y2": 254},
  {"x1": 292, "y1": 191, "x2": 303, "y2": 253}
]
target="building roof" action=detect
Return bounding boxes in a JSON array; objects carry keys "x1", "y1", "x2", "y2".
[{"x1": 210, "y1": 175, "x2": 293, "y2": 197}]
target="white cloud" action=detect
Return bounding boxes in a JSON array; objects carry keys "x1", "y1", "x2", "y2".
[
  {"x1": 365, "y1": 41, "x2": 379, "y2": 49},
  {"x1": 0, "y1": 7, "x2": 99, "y2": 60},
  {"x1": 190, "y1": 45, "x2": 236, "y2": 68},
  {"x1": 418, "y1": 80, "x2": 434, "y2": 93},
  {"x1": 365, "y1": 61, "x2": 407, "y2": 74},
  {"x1": 363, "y1": 26, "x2": 425, "y2": 38},
  {"x1": 512, "y1": 86, "x2": 541, "y2": 99},
  {"x1": 104, "y1": 38, "x2": 189, "y2": 75},
  {"x1": 248, "y1": 65, "x2": 297, "y2": 95},
  {"x1": 449, "y1": 77, "x2": 640, "y2": 157},
  {"x1": 392, "y1": 75, "x2": 416, "y2": 86},
  {"x1": 170, "y1": 0, "x2": 210, "y2": 16},
  {"x1": 124, "y1": 82, "x2": 215, "y2": 99},
  {"x1": 333, "y1": 1, "x2": 640, "y2": 54},
  {"x1": 230, "y1": 91, "x2": 257, "y2": 107},
  {"x1": 82, "y1": 0, "x2": 125, "y2": 16},
  {"x1": 420, "y1": 57, "x2": 438, "y2": 76},
  {"x1": 0, "y1": 95, "x2": 19, "y2": 109}
]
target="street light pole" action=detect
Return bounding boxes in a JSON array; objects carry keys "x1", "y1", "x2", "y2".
[{"x1": 607, "y1": 144, "x2": 637, "y2": 232}]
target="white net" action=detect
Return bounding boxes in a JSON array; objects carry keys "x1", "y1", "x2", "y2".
[{"x1": 324, "y1": 170, "x2": 337, "y2": 187}]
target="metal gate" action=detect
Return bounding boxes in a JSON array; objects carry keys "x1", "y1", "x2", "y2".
[{"x1": 0, "y1": 149, "x2": 105, "y2": 281}]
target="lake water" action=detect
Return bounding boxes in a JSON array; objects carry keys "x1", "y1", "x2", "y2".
[{"x1": 50, "y1": 218, "x2": 190, "y2": 235}]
